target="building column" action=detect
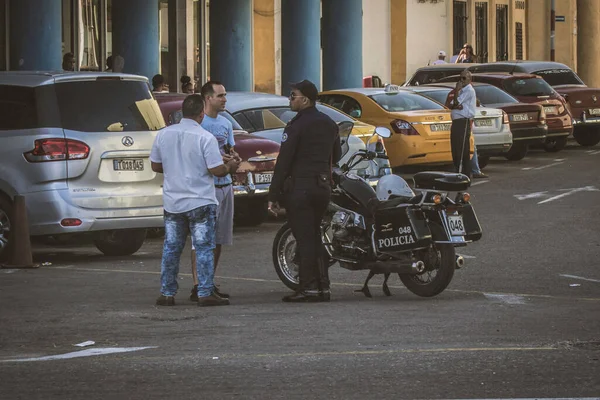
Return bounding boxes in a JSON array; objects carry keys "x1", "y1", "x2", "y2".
[
  {"x1": 577, "y1": 0, "x2": 599, "y2": 86},
  {"x1": 112, "y1": 0, "x2": 159, "y2": 81},
  {"x1": 322, "y1": 0, "x2": 362, "y2": 90},
  {"x1": 281, "y1": 0, "x2": 320, "y2": 95},
  {"x1": 209, "y1": 0, "x2": 252, "y2": 91},
  {"x1": 390, "y1": 0, "x2": 407, "y2": 85},
  {"x1": 9, "y1": 0, "x2": 62, "y2": 71}
]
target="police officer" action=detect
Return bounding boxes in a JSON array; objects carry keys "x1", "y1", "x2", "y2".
[{"x1": 268, "y1": 80, "x2": 341, "y2": 303}]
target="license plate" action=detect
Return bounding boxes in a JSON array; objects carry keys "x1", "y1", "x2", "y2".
[
  {"x1": 254, "y1": 173, "x2": 273, "y2": 184},
  {"x1": 511, "y1": 113, "x2": 529, "y2": 122},
  {"x1": 430, "y1": 123, "x2": 451, "y2": 132},
  {"x1": 113, "y1": 159, "x2": 144, "y2": 171},
  {"x1": 447, "y1": 215, "x2": 466, "y2": 236},
  {"x1": 474, "y1": 118, "x2": 493, "y2": 127},
  {"x1": 589, "y1": 108, "x2": 600, "y2": 116},
  {"x1": 543, "y1": 106, "x2": 557, "y2": 115}
]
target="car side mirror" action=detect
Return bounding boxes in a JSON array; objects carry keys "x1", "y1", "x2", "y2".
[{"x1": 375, "y1": 126, "x2": 391, "y2": 138}]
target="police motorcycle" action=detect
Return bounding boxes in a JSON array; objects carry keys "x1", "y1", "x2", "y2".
[{"x1": 272, "y1": 122, "x2": 482, "y2": 298}]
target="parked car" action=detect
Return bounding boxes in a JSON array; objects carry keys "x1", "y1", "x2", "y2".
[
  {"x1": 0, "y1": 71, "x2": 167, "y2": 260},
  {"x1": 403, "y1": 64, "x2": 479, "y2": 87},
  {"x1": 318, "y1": 86, "x2": 474, "y2": 169},
  {"x1": 437, "y1": 72, "x2": 573, "y2": 152},
  {"x1": 155, "y1": 93, "x2": 281, "y2": 226},
  {"x1": 416, "y1": 82, "x2": 548, "y2": 162},
  {"x1": 469, "y1": 61, "x2": 600, "y2": 147},
  {"x1": 402, "y1": 85, "x2": 512, "y2": 167},
  {"x1": 223, "y1": 92, "x2": 390, "y2": 184}
]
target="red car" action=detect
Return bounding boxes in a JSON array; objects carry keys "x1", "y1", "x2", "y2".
[
  {"x1": 469, "y1": 61, "x2": 600, "y2": 147},
  {"x1": 155, "y1": 93, "x2": 280, "y2": 226},
  {"x1": 439, "y1": 72, "x2": 573, "y2": 152}
]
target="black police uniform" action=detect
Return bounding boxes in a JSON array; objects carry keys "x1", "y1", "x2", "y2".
[{"x1": 269, "y1": 106, "x2": 341, "y2": 294}]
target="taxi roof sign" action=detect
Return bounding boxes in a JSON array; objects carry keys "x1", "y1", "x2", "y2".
[{"x1": 384, "y1": 84, "x2": 401, "y2": 93}]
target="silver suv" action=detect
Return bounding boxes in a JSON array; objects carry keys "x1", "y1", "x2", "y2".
[{"x1": 0, "y1": 72, "x2": 166, "y2": 259}]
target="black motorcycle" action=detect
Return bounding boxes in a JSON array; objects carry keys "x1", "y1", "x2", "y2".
[{"x1": 272, "y1": 123, "x2": 482, "y2": 298}]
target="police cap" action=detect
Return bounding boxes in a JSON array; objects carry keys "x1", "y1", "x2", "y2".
[{"x1": 290, "y1": 79, "x2": 318, "y2": 102}]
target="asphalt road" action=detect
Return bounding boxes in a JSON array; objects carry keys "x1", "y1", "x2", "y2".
[{"x1": 1, "y1": 144, "x2": 599, "y2": 400}]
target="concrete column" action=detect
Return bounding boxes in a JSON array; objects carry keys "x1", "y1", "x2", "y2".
[
  {"x1": 322, "y1": 0, "x2": 362, "y2": 90},
  {"x1": 209, "y1": 0, "x2": 252, "y2": 91},
  {"x1": 281, "y1": 0, "x2": 320, "y2": 95},
  {"x1": 577, "y1": 0, "x2": 600, "y2": 86},
  {"x1": 390, "y1": 0, "x2": 406, "y2": 84},
  {"x1": 112, "y1": 0, "x2": 159, "y2": 81},
  {"x1": 9, "y1": 0, "x2": 62, "y2": 71}
]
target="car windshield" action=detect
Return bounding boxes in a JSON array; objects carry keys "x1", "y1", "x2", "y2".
[
  {"x1": 502, "y1": 77, "x2": 555, "y2": 97},
  {"x1": 417, "y1": 89, "x2": 451, "y2": 105},
  {"x1": 54, "y1": 79, "x2": 166, "y2": 132},
  {"x1": 473, "y1": 85, "x2": 518, "y2": 105},
  {"x1": 369, "y1": 92, "x2": 445, "y2": 111},
  {"x1": 532, "y1": 69, "x2": 584, "y2": 86}
]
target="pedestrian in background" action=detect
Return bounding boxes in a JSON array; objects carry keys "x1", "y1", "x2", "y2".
[
  {"x1": 188, "y1": 81, "x2": 241, "y2": 302},
  {"x1": 455, "y1": 44, "x2": 477, "y2": 63},
  {"x1": 181, "y1": 75, "x2": 194, "y2": 94},
  {"x1": 268, "y1": 80, "x2": 341, "y2": 303},
  {"x1": 62, "y1": 52, "x2": 75, "y2": 71},
  {"x1": 150, "y1": 94, "x2": 240, "y2": 307},
  {"x1": 448, "y1": 70, "x2": 476, "y2": 178},
  {"x1": 152, "y1": 74, "x2": 169, "y2": 93},
  {"x1": 432, "y1": 50, "x2": 447, "y2": 65}
]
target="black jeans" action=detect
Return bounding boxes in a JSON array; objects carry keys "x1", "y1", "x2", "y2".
[
  {"x1": 285, "y1": 181, "x2": 331, "y2": 291},
  {"x1": 450, "y1": 118, "x2": 472, "y2": 177}
]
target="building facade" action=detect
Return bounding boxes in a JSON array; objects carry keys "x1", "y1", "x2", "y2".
[{"x1": 0, "y1": 0, "x2": 598, "y2": 94}]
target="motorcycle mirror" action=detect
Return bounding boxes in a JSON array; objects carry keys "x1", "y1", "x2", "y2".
[{"x1": 374, "y1": 126, "x2": 391, "y2": 138}]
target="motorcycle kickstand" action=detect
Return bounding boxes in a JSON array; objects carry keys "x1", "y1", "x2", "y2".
[
  {"x1": 382, "y1": 273, "x2": 392, "y2": 296},
  {"x1": 355, "y1": 271, "x2": 375, "y2": 298}
]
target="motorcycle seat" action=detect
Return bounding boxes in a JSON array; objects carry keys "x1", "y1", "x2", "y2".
[{"x1": 413, "y1": 171, "x2": 470, "y2": 192}]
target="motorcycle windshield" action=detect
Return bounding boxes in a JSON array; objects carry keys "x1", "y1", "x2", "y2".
[{"x1": 338, "y1": 121, "x2": 354, "y2": 159}]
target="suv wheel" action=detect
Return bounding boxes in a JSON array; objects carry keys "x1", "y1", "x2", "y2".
[
  {"x1": 574, "y1": 130, "x2": 600, "y2": 147},
  {"x1": 543, "y1": 136, "x2": 568, "y2": 152},
  {"x1": 93, "y1": 229, "x2": 147, "y2": 256},
  {"x1": 0, "y1": 196, "x2": 13, "y2": 262}
]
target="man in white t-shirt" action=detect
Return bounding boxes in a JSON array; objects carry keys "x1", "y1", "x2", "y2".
[
  {"x1": 432, "y1": 50, "x2": 447, "y2": 65},
  {"x1": 150, "y1": 94, "x2": 240, "y2": 307}
]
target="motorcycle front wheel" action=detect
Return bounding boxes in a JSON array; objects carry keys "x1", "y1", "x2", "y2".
[
  {"x1": 399, "y1": 223, "x2": 456, "y2": 297},
  {"x1": 272, "y1": 223, "x2": 301, "y2": 291}
]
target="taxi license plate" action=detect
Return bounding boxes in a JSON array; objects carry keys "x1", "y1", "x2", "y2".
[
  {"x1": 447, "y1": 215, "x2": 466, "y2": 236},
  {"x1": 511, "y1": 113, "x2": 529, "y2": 122},
  {"x1": 543, "y1": 106, "x2": 557, "y2": 115},
  {"x1": 113, "y1": 159, "x2": 144, "y2": 171},
  {"x1": 254, "y1": 173, "x2": 273, "y2": 184},
  {"x1": 474, "y1": 118, "x2": 493, "y2": 127},
  {"x1": 431, "y1": 123, "x2": 451, "y2": 132},
  {"x1": 589, "y1": 108, "x2": 600, "y2": 116}
]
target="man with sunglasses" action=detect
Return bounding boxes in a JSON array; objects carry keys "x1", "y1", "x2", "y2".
[
  {"x1": 268, "y1": 80, "x2": 341, "y2": 303},
  {"x1": 449, "y1": 70, "x2": 476, "y2": 178}
]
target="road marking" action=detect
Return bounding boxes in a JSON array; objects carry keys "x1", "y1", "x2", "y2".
[
  {"x1": 48, "y1": 266, "x2": 600, "y2": 302},
  {"x1": 221, "y1": 346, "x2": 556, "y2": 360},
  {"x1": 590, "y1": 150, "x2": 600, "y2": 155},
  {"x1": 515, "y1": 191, "x2": 548, "y2": 200},
  {"x1": 443, "y1": 398, "x2": 600, "y2": 400},
  {"x1": 458, "y1": 254, "x2": 476, "y2": 259},
  {"x1": 554, "y1": 158, "x2": 566, "y2": 162},
  {"x1": 521, "y1": 167, "x2": 533, "y2": 171},
  {"x1": 1, "y1": 269, "x2": 17, "y2": 274},
  {"x1": 531, "y1": 161, "x2": 564, "y2": 170},
  {"x1": 470, "y1": 180, "x2": 489, "y2": 186},
  {"x1": 484, "y1": 293, "x2": 526, "y2": 305},
  {"x1": 0, "y1": 347, "x2": 157, "y2": 363},
  {"x1": 538, "y1": 186, "x2": 599, "y2": 204},
  {"x1": 560, "y1": 274, "x2": 600, "y2": 283}
]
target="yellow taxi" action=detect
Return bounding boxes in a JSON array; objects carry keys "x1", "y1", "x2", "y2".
[{"x1": 319, "y1": 86, "x2": 474, "y2": 168}]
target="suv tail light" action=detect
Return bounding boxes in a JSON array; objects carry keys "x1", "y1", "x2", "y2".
[
  {"x1": 502, "y1": 111, "x2": 509, "y2": 124},
  {"x1": 539, "y1": 109, "x2": 546, "y2": 125},
  {"x1": 390, "y1": 119, "x2": 419, "y2": 136},
  {"x1": 24, "y1": 138, "x2": 90, "y2": 162}
]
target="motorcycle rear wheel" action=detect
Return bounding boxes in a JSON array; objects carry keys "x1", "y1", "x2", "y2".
[
  {"x1": 399, "y1": 223, "x2": 456, "y2": 297},
  {"x1": 272, "y1": 223, "x2": 300, "y2": 291}
]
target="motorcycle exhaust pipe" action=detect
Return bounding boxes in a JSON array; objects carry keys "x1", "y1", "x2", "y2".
[{"x1": 455, "y1": 255, "x2": 465, "y2": 270}]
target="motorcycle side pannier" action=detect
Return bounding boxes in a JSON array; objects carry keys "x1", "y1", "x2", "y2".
[
  {"x1": 374, "y1": 204, "x2": 431, "y2": 253},
  {"x1": 413, "y1": 172, "x2": 470, "y2": 192}
]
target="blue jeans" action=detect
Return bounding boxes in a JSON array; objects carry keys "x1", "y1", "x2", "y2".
[
  {"x1": 471, "y1": 145, "x2": 482, "y2": 174},
  {"x1": 160, "y1": 204, "x2": 217, "y2": 297}
]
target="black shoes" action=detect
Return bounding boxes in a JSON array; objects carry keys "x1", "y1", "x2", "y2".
[
  {"x1": 190, "y1": 284, "x2": 229, "y2": 301},
  {"x1": 198, "y1": 292, "x2": 230, "y2": 307},
  {"x1": 473, "y1": 172, "x2": 489, "y2": 179},
  {"x1": 282, "y1": 289, "x2": 330, "y2": 303},
  {"x1": 156, "y1": 295, "x2": 175, "y2": 306}
]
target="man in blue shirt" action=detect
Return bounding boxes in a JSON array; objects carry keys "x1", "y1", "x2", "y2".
[
  {"x1": 449, "y1": 70, "x2": 477, "y2": 178},
  {"x1": 189, "y1": 81, "x2": 241, "y2": 301}
]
